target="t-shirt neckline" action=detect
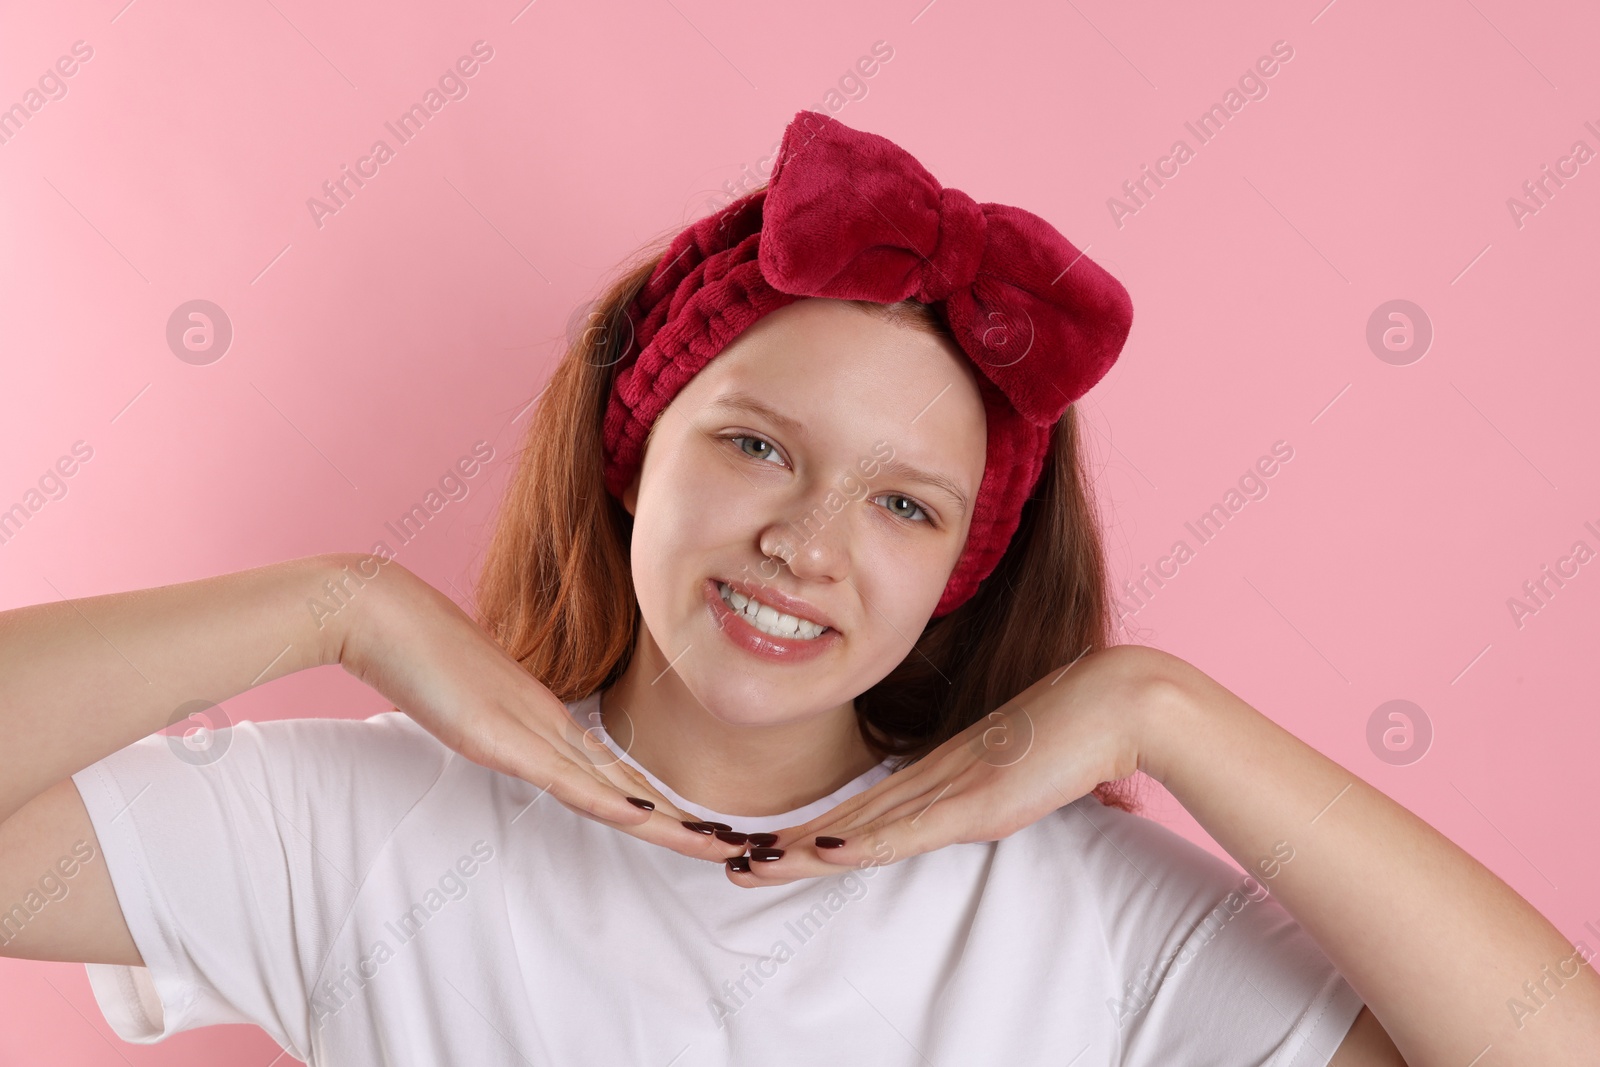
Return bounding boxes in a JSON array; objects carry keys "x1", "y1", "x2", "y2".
[{"x1": 566, "y1": 690, "x2": 896, "y2": 827}]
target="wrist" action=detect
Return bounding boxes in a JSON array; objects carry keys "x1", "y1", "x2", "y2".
[
  {"x1": 308, "y1": 551, "x2": 412, "y2": 669},
  {"x1": 1117, "y1": 645, "x2": 1205, "y2": 789}
]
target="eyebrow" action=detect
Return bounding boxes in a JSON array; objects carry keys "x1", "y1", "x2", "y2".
[
  {"x1": 708, "y1": 391, "x2": 971, "y2": 520},
  {"x1": 710, "y1": 392, "x2": 806, "y2": 434}
]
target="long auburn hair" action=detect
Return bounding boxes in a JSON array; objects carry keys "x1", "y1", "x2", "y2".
[{"x1": 474, "y1": 214, "x2": 1142, "y2": 815}]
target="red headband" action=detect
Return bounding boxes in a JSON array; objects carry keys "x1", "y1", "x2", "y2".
[{"x1": 601, "y1": 109, "x2": 1133, "y2": 618}]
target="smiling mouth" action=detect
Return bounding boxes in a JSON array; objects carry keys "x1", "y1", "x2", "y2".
[{"x1": 715, "y1": 581, "x2": 833, "y2": 641}]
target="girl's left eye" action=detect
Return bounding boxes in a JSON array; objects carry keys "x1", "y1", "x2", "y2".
[
  {"x1": 723, "y1": 435, "x2": 935, "y2": 527},
  {"x1": 873, "y1": 494, "x2": 931, "y2": 524}
]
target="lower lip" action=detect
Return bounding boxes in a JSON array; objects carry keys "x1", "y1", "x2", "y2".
[{"x1": 704, "y1": 579, "x2": 841, "y2": 664}]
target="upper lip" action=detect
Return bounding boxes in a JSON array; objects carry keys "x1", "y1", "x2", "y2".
[{"x1": 714, "y1": 576, "x2": 839, "y2": 632}]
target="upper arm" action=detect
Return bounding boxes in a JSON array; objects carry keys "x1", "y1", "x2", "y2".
[
  {"x1": 1329, "y1": 1005, "x2": 1408, "y2": 1066},
  {"x1": 0, "y1": 776, "x2": 141, "y2": 966},
  {"x1": 1066, "y1": 797, "x2": 1371, "y2": 1064},
  {"x1": 32, "y1": 713, "x2": 451, "y2": 1049}
]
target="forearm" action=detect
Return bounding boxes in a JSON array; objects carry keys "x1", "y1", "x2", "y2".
[
  {"x1": 0, "y1": 552, "x2": 372, "y2": 823},
  {"x1": 1135, "y1": 651, "x2": 1600, "y2": 1066}
]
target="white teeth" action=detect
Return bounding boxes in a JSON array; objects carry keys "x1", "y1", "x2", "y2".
[{"x1": 718, "y1": 582, "x2": 828, "y2": 640}]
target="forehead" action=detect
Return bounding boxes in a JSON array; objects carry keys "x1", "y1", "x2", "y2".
[{"x1": 685, "y1": 298, "x2": 977, "y2": 410}]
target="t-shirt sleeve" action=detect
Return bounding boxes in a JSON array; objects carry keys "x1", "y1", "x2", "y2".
[
  {"x1": 1070, "y1": 797, "x2": 1367, "y2": 1067},
  {"x1": 69, "y1": 711, "x2": 449, "y2": 1057}
]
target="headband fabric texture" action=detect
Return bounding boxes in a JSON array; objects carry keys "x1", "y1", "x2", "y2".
[{"x1": 600, "y1": 108, "x2": 1134, "y2": 618}]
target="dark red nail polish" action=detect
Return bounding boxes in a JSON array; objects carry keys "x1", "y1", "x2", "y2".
[
  {"x1": 750, "y1": 847, "x2": 784, "y2": 862},
  {"x1": 703, "y1": 821, "x2": 733, "y2": 832},
  {"x1": 815, "y1": 836, "x2": 846, "y2": 848},
  {"x1": 727, "y1": 856, "x2": 751, "y2": 872},
  {"x1": 714, "y1": 830, "x2": 748, "y2": 845},
  {"x1": 626, "y1": 796, "x2": 655, "y2": 811},
  {"x1": 681, "y1": 820, "x2": 716, "y2": 834},
  {"x1": 746, "y1": 832, "x2": 778, "y2": 848}
]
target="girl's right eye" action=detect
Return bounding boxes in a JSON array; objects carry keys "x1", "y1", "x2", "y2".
[{"x1": 726, "y1": 434, "x2": 786, "y2": 465}]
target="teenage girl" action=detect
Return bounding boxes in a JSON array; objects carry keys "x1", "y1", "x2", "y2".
[{"x1": 1, "y1": 110, "x2": 1595, "y2": 1065}]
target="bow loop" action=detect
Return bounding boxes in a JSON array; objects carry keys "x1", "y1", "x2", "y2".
[{"x1": 758, "y1": 112, "x2": 951, "y2": 303}]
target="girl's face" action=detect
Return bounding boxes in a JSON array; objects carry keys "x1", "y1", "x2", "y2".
[{"x1": 620, "y1": 297, "x2": 988, "y2": 727}]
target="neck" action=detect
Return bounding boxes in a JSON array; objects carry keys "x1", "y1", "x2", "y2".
[{"x1": 599, "y1": 628, "x2": 883, "y2": 819}]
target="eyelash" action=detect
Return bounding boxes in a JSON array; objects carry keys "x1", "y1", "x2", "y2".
[{"x1": 720, "y1": 434, "x2": 938, "y2": 528}]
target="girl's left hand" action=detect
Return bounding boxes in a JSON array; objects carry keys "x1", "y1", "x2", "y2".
[{"x1": 724, "y1": 643, "x2": 1176, "y2": 887}]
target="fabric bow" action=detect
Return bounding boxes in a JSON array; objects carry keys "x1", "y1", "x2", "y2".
[{"x1": 757, "y1": 109, "x2": 1133, "y2": 426}]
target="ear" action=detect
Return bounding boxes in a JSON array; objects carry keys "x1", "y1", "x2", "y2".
[
  {"x1": 621, "y1": 417, "x2": 661, "y2": 518},
  {"x1": 621, "y1": 469, "x2": 640, "y2": 517}
]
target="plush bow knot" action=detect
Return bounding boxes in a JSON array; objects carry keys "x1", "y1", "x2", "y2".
[{"x1": 920, "y1": 186, "x2": 987, "y2": 302}]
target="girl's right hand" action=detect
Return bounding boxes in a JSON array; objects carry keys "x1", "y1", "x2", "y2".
[{"x1": 332, "y1": 556, "x2": 747, "y2": 864}]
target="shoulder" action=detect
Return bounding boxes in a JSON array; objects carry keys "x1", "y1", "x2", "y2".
[
  {"x1": 226, "y1": 710, "x2": 455, "y2": 819},
  {"x1": 77, "y1": 708, "x2": 448, "y2": 774},
  {"x1": 74, "y1": 710, "x2": 459, "y2": 855},
  {"x1": 159, "y1": 709, "x2": 451, "y2": 786},
  {"x1": 1020, "y1": 794, "x2": 1270, "y2": 917},
  {"x1": 1021, "y1": 796, "x2": 1324, "y2": 979},
  {"x1": 237, "y1": 709, "x2": 451, "y2": 772}
]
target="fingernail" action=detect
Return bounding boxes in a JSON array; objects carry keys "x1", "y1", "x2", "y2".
[
  {"x1": 713, "y1": 830, "x2": 748, "y2": 845},
  {"x1": 750, "y1": 847, "x2": 784, "y2": 862},
  {"x1": 727, "y1": 856, "x2": 751, "y2": 873},
  {"x1": 703, "y1": 821, "x2": 733, "y2": 832},
  {"x1": 681, "y1": 820, "x2": 716, "y2": 834},
  {"x1": 626, "y1": 796, "x2": 655, "y2": 811},
  {"x1": 746, "y1": 832, "x2": 779, "y2": 848},
  {"x1": 815, "y1": 836, "x2": 846, "y2": 848}
]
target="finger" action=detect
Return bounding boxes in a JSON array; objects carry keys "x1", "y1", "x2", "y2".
[
  {"x1": 720, "y1": 819, "x2": 900, "y2": 888},
  {"x1": 726, "y1": 775, "x2": 976, "y2": 888},
  {"x1": 528, "y1": 697, "x2": 812, "y2": 863},
  {"x1": 819, "y1": 770, "x2": 976, "y2": 849},
  {"x1": 761, "y1": 741, "x2": 982, "y2": 856},
  {"x1": 719, "y1": 756, "x2": 967, "y2": 888},
  {"x1": 610, "y1": 759, "x2": 684, "y2": 814},
  {"x1": 524, "y1": 704, "x2": 684, "y2": 816},
  {"x1": 764, "y1": 726, "x2": 1001, "y2": 850},
  {"x1": 757, "y1": 755, "x2": 940, "y2": 850},
  {"x1": 552, "y1": 720, "x2": 718, "y2": 829},
  {"x1": 536, "y1": 722, "x2": 751, "y2": 863},
  {"x1": 531, "y1": 750, "x2": 751, "y2": 863},
  {"x1": 580, "y1": 763, "x2": 754, "y2": 863},
  {"x1": 561, "y1": 796, "x2": 754, "y2": 863},
  {"x1": 462, "y1": 712, "x2": 678, "y2": 836},
  {"x1": 803, "y1": 784, "x2": 977, "y2": 872},
  {"x1": 425, "y1": 682, "x2": 736, "y2": 861}
]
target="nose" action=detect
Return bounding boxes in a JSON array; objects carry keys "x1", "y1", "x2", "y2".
[{"x1": 757, "y1": 489, "x2": 851, "y2": 584}]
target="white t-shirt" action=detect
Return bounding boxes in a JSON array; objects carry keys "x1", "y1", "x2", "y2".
[{"x1": 72, "y1": 690, "x2": 1365, "y2": 1065}]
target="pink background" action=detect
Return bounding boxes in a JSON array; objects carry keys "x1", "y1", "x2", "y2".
[{"x1": 3, "y1": 0, "x2": 1597, "y2": 1061}]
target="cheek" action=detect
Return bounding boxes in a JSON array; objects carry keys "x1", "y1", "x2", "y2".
[
  {"x1": 853, "y1": 531, "x2": 952, "y2": 629},
  {"x1": 629, "y1": 457, "x2": 745, "y2": 586}
]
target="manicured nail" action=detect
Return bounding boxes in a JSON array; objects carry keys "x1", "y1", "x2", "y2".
[
  {"x1": 702, "y1": 821, "x2": 733, "y2": 832},
  {"x1": 714, "y1": 830, "x2": 748, "y2": 845},
  {"x1": 746, "y1": 832, "x2": 779, "y2": 848},
  {"x1": 626, "y1": 796, "x2": 655, "y2": 811},
  {"x1": 750, "y1": 847, "x2": 784, "y2": 862},
  {"x1": 681, "y1": 820, "x2": 716, "y2": 834},
  {"x1": 815, "y1": 836, "x2": 846, "y2": 849},
  {"x1": 727, "y1": 856, "x2": 751, "y2": 873}
]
